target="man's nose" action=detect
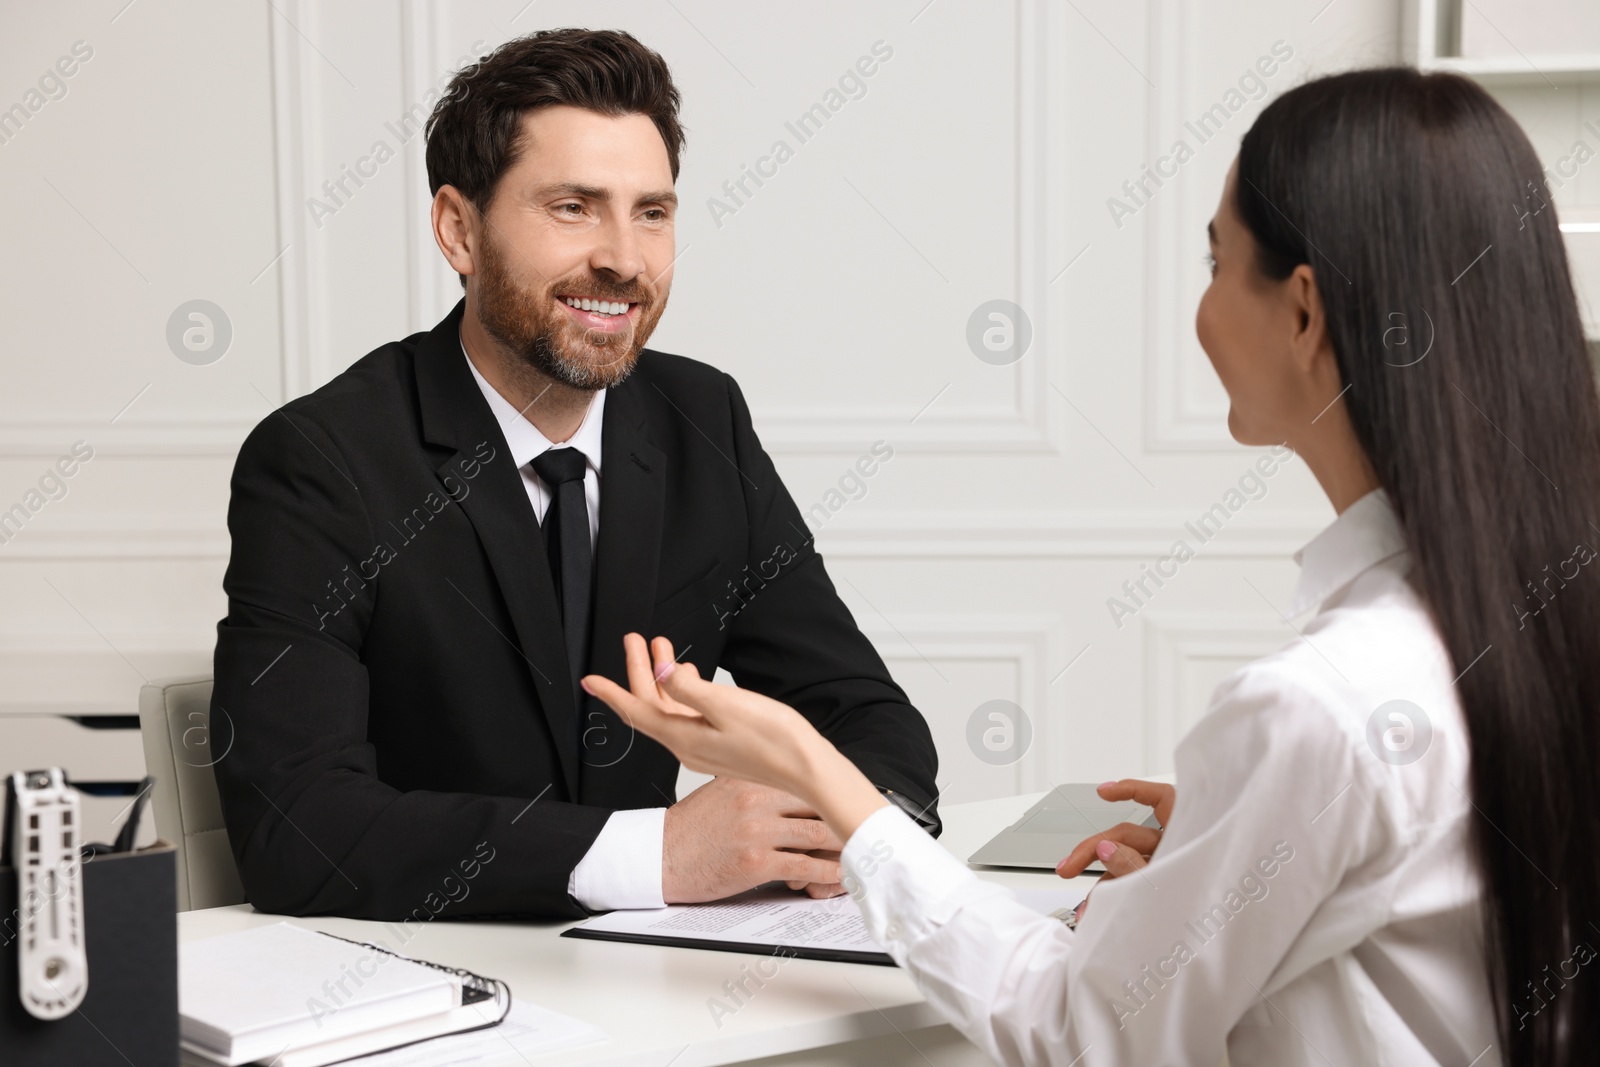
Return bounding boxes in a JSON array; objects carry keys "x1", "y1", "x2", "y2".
[{"x1": 590, "y1": 215, "x2": 645, "y2": 283}]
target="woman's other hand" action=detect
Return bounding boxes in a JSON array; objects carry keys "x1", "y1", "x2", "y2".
[
  {"x1": 1057, "y1": 779, "x2": 1175, "y2": 925},
  {"x1": 1055, "y1": 778, "x2": 1176, "y2": 880}
]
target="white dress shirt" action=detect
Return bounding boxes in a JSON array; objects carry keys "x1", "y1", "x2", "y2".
[
  {"x1": 462, "y1": 338, "x2": 666, "y2": 912},
  {"x1": 841, "y1": 489, "x2": 1498, "y2": 1066}
]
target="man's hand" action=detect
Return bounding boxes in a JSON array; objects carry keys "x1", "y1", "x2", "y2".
[{"x1": 662, "y1": 776, "x2": 846, "y2": 902}]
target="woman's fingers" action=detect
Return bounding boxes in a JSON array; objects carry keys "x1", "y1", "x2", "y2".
[
  {"x1": 1055, "y1": 822, "x2": 1162, "y2": 877},
  {"x1": 611, "y1": 633, "x2": 707, "y2": 721},
  {"x1": 1097, "y1": 778, "x2": 1176, "y2": 827},
  {"x1": 655, "y1": 652, "x2": 761, "y2": 724},
  {"x1": 588, "y1": 633, "x2": 819, "y2": 793},
  {"x1": 1061, "y1": 840, "x2": 1147, "y2": 906},
  {"x1": 580, "y1": 671, "x2": 642, "y2": 718},
  {"x1": 582, "y1": 672, "x2": 676, "y2": 736},
  {"x1": 653, "y1": 652, "x2": 715, "y2": 705},
  {"x1": 1096, "y1": 823, "x2": 1162, "y2": 857},
  {"x1": 623, "y1": 632, "x2": 662, "y2": 699},
  {"x1": 589, "y1": 632, "x2": 738, "y2": 733},
  {"x1": 649, "y1": 636, "x2": 678, "y2": 681},
  {"x1": 581, "y1": 661, "x2": 708, "y2": 764},
  {"x1": 1096, "y1": 838, "x2": 1147, "y2": 878}
]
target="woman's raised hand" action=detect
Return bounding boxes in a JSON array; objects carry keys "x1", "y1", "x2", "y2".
[
  {"x1": 582, "y1": 633, "x2": 893, "y2": 843},
  {"x1": 580, "y1": 632, "x2": 824, "y2": 798}
]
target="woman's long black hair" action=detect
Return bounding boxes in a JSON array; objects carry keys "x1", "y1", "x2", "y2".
[{"x1": 1237, "y1": 68, "x2": 1600, "y2": 1064}]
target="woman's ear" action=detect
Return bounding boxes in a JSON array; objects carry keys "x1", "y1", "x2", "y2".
[{"x1": 1286, "y1": 263, "x2": 1327, "y2": 375}]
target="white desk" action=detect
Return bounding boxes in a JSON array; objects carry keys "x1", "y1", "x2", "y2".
[{"x1": 179, "y1": 791, "x2": 1090, "y2": 1066}]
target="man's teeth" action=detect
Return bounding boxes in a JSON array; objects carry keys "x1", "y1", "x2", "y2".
[{"x1": 562, "y1": 297, "x2": 631, "y2": 315}]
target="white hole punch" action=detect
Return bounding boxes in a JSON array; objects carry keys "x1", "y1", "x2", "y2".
[{"x1": 10, "y1": 768, "x2": 88, "y2": 1020}]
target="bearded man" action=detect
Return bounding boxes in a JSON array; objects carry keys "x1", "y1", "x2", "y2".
[{"x1": 210, "y1": 28, "x2": 940, "y2": 921}]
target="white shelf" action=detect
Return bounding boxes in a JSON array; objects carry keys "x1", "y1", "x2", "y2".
[
  {"x1": 1421, "y1": 54, "x2": 1600, "y2": 86},
  {"x1": 1405, "y1": 0, "x2": 1600, "y2": 83}
]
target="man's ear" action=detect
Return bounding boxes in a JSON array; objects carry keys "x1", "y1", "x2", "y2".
[{"x1": 432, "y1": 185, "x2": 479, "y2": 281}]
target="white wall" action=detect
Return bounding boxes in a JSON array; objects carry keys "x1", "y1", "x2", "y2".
[{"x1": 7, "y1": 1, "x2": 1591, "y2": 836}]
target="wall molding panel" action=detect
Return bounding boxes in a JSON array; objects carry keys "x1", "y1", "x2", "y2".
[
  {"x1": 0, "y1": 516, "x2": 229, "y2": 560},
  {"x1": 1141, "y1": 611, "x2": 1288, "y2": 773},
  {"x1": 0, "y1": 420, "x2": 258, "y2": 458},
  {"x1": 0, "y1": 508, "x2": 1323, "y2": 562},
  {"x1": 0, "y1": 640, "x2": 213, "y2": 719},
  {"x1": 860, "y1": 613, "x2": 1066, "y2": 798},
  {"x1": 815, "y1": 509, "x2": 1324, "y2": 560},
  {"x1": 386, "y1": 0, "x2": 1060, "y2": 456}
]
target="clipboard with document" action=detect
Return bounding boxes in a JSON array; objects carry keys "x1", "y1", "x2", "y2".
[{"x1": 562, "y1": 882, "x2": 1086, "y2": 965}]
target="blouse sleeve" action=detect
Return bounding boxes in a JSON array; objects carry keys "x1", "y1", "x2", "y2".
[{"x1": 838, "y1": 662, "x2": 1401, "y2": 1066}]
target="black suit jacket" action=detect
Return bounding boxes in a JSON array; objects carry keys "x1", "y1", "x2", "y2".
[{"x1": 210, "y1": 300, "x2": 939, "y2": 920}]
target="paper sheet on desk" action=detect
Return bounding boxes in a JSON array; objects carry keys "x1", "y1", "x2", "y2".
[
  {"x1": 563, "y1": 883, "x2": 1086, "y2": 964},
  {"x1": 322, "y1": 1001, "x2": 603, "y2": 1067}
]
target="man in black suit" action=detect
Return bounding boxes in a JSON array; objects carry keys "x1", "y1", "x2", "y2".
[{"x1": 211, "y1": 28, "x2": 939, "y2": 921}]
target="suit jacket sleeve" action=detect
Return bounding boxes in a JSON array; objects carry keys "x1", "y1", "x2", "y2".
[
  {"x1": 211, "y1": 408, "x2": 611, "y2": 920},
  {"x1": 715, "y1": 374, "x2": 942, "y2": 834}
]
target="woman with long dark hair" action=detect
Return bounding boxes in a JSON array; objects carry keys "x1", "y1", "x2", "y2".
[{"x1": 583, "y1": 67, "x2": 1600, "y2": 1065}]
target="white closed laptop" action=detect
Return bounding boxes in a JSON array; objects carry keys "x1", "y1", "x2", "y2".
[{"x1": 967, "y1": 784, "x2": 1161, "y2": 870}]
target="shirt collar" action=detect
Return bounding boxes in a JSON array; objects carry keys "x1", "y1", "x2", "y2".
[
  {"x1": 459, "y1": 334, "x2": 606, "y2": 473},
  {"x1": 1286, "y1": 488, "x2": 1408, "y2": 618}
]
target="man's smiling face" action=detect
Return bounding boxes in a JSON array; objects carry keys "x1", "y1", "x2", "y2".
[{"x1": 470, "y1": 104, "x2": 677, "y2": 389}]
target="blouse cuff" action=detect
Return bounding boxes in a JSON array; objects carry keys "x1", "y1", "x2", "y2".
[{"x1": 840, "y1": 802, "x2": 1010, "y2": 958}]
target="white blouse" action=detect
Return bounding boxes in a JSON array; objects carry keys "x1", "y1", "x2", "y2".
[{"x1": 840, "y1": 490, "x2": 1498, "y2": 1066}]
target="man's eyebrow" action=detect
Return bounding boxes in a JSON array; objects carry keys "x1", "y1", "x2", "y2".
[
  {"x1": 1207, "y1": 220, "x2": 1217, "y2": 245},
  {"x1": 533, "y1": 182, "x2": 678, "y2": 209},
  {"x1": 537, "y1": 181, "x2": 609, "y2": 201}
]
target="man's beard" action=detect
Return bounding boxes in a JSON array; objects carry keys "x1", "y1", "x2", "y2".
[{"x1": 474, "y1": 229, "x2": 667, "y2": 390}]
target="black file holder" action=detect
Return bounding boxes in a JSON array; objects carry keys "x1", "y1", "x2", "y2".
[{"x1": 0, "y1": 840, "x2": 179, "y2": 1066}]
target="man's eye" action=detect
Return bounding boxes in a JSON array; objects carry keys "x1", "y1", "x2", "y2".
[
  {"x1": 1202, "y1": 251, "x2": 1217, "y2": 275},
  {"x1": 557, "y1": 203, "x2": 583, "y2": 215},
  {"x1": 642, "y1": 209, "x2": 666, "y2": 221}
]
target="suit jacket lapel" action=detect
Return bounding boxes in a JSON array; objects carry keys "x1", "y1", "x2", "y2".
[{"x1": 415, "y1": 301, "x2": 581, "y2": 800}]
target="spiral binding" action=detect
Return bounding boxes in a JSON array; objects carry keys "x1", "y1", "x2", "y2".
[{"x1": 315, "y1": 933, "x2": 513, "y2": 1039}]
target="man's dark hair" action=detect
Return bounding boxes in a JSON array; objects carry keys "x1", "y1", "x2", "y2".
[{"x1": 424, "y1": 28, "x2": 685, "y2": 214}]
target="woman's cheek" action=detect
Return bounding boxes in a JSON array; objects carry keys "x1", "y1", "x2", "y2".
[
  {"x1": 1195, "y1": 288, "x2": 1227, "y2": 380},
  {"x1": 1196, "y1": 288, "x2": 1258, "y2": 443}
]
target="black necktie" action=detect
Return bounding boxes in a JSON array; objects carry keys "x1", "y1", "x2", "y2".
[{"x1": 531, "y1": 447, "x2": 592, "y2": 692}]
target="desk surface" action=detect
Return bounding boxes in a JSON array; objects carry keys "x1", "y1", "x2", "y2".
[{"x1": 179, "y1": 791, "x2": 1089, "y2": 1067}]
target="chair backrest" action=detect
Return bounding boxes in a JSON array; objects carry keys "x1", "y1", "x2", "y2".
[{"x1": 136, "y1": 675, "x2": 245, "y2": 911}]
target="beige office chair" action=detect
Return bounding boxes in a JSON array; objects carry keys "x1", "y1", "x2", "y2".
[{"x1": 137, "y1": 675, "x2": 246, "y2": 911}]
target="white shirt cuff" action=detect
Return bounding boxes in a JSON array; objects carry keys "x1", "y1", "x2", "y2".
[
  {"x1": 567, "y1": 807, "x2": 666, "y2": 911},
  {"x1": 841, "y1": 802, "x2": 1009, "y2": 953}
]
